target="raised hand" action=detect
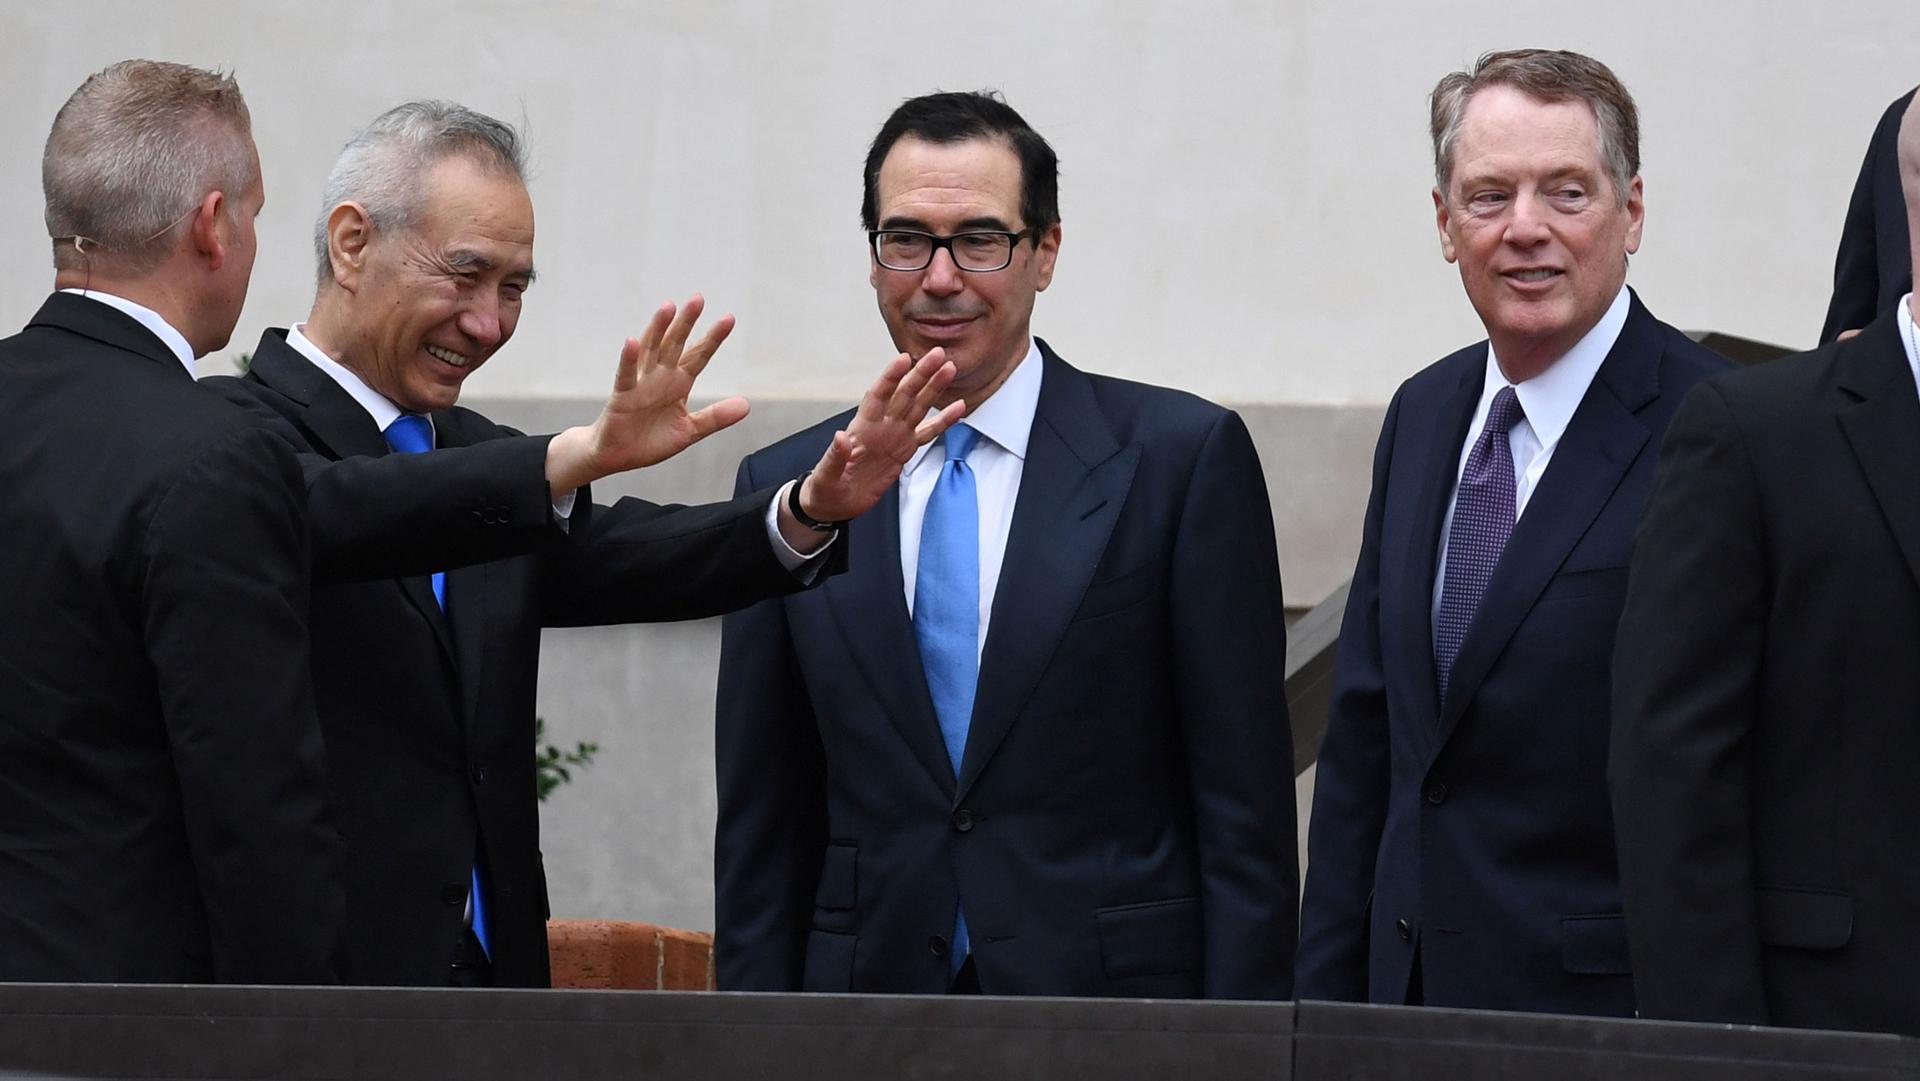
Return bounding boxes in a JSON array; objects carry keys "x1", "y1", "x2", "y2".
[
  {"x1": 545, "y1": 294, "x2": 748, "y2": 494},
  {"x1": 796, "y1": 348, "x2": 966, "y2": 525}
]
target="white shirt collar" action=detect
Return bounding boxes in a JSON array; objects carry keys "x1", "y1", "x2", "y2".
[
  {"x1": 1482, "y1": 284, "x2": 1630, "y2": 451},
  {"x1": 59, "y1": 288, "x2": 196, "y2": 376},
  {"x1": 286, "y1": 323, "x2": 415, "y2": 438},
  {"x1": 903, "y1": 337, "x2": 1044, "y2": 477},
  {"x1": 1897, "y1": 294, "x2": 1920, "y2": 403}
]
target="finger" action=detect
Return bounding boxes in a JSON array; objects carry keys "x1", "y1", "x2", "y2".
[
  {"x1": 611, "y1": 336, "x2": 644, "y2": 393},
  {"x1": 657, "y1": 293, "x2": 706, "y2": 370},
  {"x1": 813, "y1": 428, "x2": 853, "y2": 482},
  {"x1": 684, "y1": 396, "x2": 752, "y2": 442},
  {"x1": 911, "y1": 400, "x2": 968, "y2": 445},
  {"x1": 886, "y1": 347, "x2": 944, "y2": 418},
  {"x1": 906, "y1": 357, "x2": 958, "y2": 419},
  {"x1": 680, "y1": 312, "x2": 736, "y2": 380},
  {"x1": 632, "y1": 301, "x2": 675, "y2": 372},
  {"x1": 858, "y1": 354, "x2": 911, "y2": 423}
]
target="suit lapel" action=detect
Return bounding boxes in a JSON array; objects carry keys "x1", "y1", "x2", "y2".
[
  {"x1": 825, "y1": 482, "x2": 957, "y2": 793},
  {"x1": 1395, "y1": 360, "x2": 1483, "y2": 748},
  {"x1": 957, "y1": 352, "x2": 1136, "y2": 800},
  {"x1": 248, "y1": 330, "x2": 459, "y2": 668},
  {"x1": 1434, "y1": 297, "x2": 1660, "y2": 744},
  {"x1": 1837, "y1": 314, "x2": 1920, "y2": 593}
]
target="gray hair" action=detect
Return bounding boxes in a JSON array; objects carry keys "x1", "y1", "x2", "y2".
[
  {"x1": 42, "y1": 59, "x2": 256, "y2": 272},
  {"x1": 1429, "y1": 49, "x2": 1640, "y2": 204},
  {"x1": 312, "y1": 100, "x2": 528, "y2": 283}
]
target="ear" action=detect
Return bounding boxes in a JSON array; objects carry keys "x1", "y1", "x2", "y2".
[
  {"x1": 327, "y1": 202, "x2": 375, "y2": 291},
  {"x1": 189, "y1": 190, "x2": 228, "y2": 269},
  {"x1": 1622, "y1": 174, "x2": 1645, "y2": 256},
  {"x1": 1433, "y1": 187, "x2": 1458, "y2": 264},
  {"x1": 1031, "y1": 222, "x2": 1063, "y2": 292}
]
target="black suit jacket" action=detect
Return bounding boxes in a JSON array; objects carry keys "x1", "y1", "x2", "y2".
[
  {"x1": 1613, "y1": 309, "x2": 1920, "y2": 1036},
  {"x1": 206, "y1": 328, "x2": 836, "y2": 987},
  {"x1": 1297, "y1": 293, "x2": 1726, "y2": 1014},
  {"x1": 714, "y1": 342, "x2": 1296, "y2": 998},
  {"x1": 1820, "y1": 88, "x2": 1915, "y2": 344},
  {"x1": 0, "y1": 294, "x2": 345, "y2": 983}
]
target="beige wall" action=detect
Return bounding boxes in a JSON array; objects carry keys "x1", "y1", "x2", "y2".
[
  {"x1": 2, "y1": 1, "x2": 1915, "y2": 407},
  {"x1": 2, "y1": 1, "x2": 1914, "y2": 931}
]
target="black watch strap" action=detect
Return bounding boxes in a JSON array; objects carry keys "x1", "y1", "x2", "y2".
[{"x1": 787, "y1": 471, "x2": 845, "y2": 532}]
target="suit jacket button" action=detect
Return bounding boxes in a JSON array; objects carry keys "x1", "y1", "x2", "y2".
[
  {"x1": 950, "y1": 810, "x2": 974, "y2": 833},
  {"x1": 443, "y1": 884, "x2": 466, "y2": 906},
  {"x1": 471, "y1": 766, "x2": 488, "y2": 785},
  {"x1": 1425, "y1": 782, "x2": 1449, "y2": 805},
  {"x1": 1396, "y1": 918, "x2": 1412, "y2": 942},
  {"x1": 928, "y1": 935, "x2": 949, "y2": 958}
]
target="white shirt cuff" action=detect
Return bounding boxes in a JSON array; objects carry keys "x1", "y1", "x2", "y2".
[{"x1": 765, "y1": 480, "x2": 836, "y2": 577}]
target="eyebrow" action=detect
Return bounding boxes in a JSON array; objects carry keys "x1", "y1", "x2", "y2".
[
  {"x1": 446, "y1": 248, "x2": 537, "y2": 285},
  {"x1": 878, "y1": 215, "x2": 1015, "y2": 233}
]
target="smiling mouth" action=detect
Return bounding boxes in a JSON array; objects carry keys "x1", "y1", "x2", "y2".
[
  {"x1": 425, "y1": 344, "x2": 472, "y2": 369},
  {"x1": 1504, "y1": 268, "x2": 1563, "y2": 283}
]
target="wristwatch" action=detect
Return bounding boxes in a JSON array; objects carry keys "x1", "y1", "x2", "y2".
[{"x1": 787, "y1": 470, "x2": 845, "y2": 532}]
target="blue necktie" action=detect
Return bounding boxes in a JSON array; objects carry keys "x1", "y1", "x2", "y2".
[
  {"x1": 381, "y1": 415, "x2": 445, "y2": 607},
  {"x1": 381, "y1": 413, "x2": 488, "y2": 958},
  {"x1": 1434, "y1": 386, "x2": 1524, "y2": 706},
  {"x1": 914, "y1": 423, "x2": 980, "y2": 977}
]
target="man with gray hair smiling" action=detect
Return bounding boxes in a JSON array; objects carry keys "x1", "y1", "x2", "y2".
[
  {"x1": 1296, "y1": 49, "x2": 1726, "y2": 1014},
  {"x1": 0, "y1": 59, "x2": 345, "y2": 984},
  {"x1": 207, "y1": 98, "x2": 960, "y2": 987}
]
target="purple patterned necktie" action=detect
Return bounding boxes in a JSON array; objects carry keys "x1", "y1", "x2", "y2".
[{"x1": 1434, "y1": 385, "x2": 1524, "y2": 705}]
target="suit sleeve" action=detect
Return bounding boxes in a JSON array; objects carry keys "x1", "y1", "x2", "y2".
[
  {"x1": 298, "y1": 435, "x2": 561, "y2": 580},
  {"x1": 199, "y1": 377, "x2": 563, "y2": 581},
  {"x1": 542, "y1": 484, "x2": 846, "y2": 627},
  {"x1": 1819, "y1": 93, "x2": 1905, "y2": 344},
  {"x1": 1294, "y1": 391, "x2": 1401, "y2": 1002},
  {"x1": 138, "y1": 425, "x2": 347, "y2": 984},
  {"x1": 712, "y1": 453, "x2": 829, "y2": 991},
  {"x1": 1166, "y1": 410, "x2": 1298, "y2": 1000},
  {"x1": 1610, "y1": 380, "x2": 1770, "y2": 1025}
]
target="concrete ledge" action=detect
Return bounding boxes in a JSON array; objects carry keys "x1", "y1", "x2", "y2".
[{"x1": 0, "y1": 984, "x2": 1911, "y2": 1080}]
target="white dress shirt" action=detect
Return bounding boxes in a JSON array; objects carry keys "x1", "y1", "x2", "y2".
[
  {"x1": 1899, "y1": 293, "x2": 1919, "y2": 401},
  {"x1": 59, "y1": 288, "x2": 195, "y2": 376},
  {"x1": 899, "y1": 337, "x2": 1043, "y2": 661},
  {"x1": 1431, "y1": 284, "x2": 1630, "y2": 625}
]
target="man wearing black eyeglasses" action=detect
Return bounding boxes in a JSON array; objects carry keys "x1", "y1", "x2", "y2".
[{"x1": 715, "y1": 90, "x2": 1296, "y2": 999}]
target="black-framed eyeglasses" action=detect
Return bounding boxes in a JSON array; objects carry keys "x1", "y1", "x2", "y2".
[{"x1": 868, "y1": 229, "x2": 1033, "y2": 272}]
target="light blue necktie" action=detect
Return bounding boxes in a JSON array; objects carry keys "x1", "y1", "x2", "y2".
[
  {"x1": 914, "y1": 423, "x2": 980, "y2": 977},
  {"x1": 382, "y1": 413, "x2": 488, "y2": 959}
]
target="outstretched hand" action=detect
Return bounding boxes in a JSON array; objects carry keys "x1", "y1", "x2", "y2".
[
  {"x1": 797, "y1": 348, "x2": 966, "y2": 525},
  {"x1": 545, "y1": 295, "x2": 748, "y2": 494}
]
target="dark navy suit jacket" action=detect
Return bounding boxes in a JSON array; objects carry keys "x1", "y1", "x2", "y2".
[
  {"x1": 714, "y1": 341, "x2": 1297, "y2": 998},
  {"x1": 1296, "y1": 293, "x2": 1726, "y2": 1014},
  {"x1": 1820, "y1": 88, "x2": 1915, "y2": 345}
]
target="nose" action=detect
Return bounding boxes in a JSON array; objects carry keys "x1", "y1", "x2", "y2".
[
  {"x1": 456, "y1": 295, "x2": 505, "y2": 348},
  {"x1": 1504, "y1": 191, "x2": 1551, "y2": 247},
  {"x1": 921, "y1": 245, "x2": 965, "y2": 296}
]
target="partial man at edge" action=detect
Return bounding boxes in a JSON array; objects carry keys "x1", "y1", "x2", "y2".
[
  {"x1": 0, "y1": 60, "x2": 344, "y2": 984},
  {"x1": 1820, "y1": 86, "x2": 1916, "y2": 344},
  {"x1": 1614, "y1": 90, "x2": 1920, "y2": 1039}
]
